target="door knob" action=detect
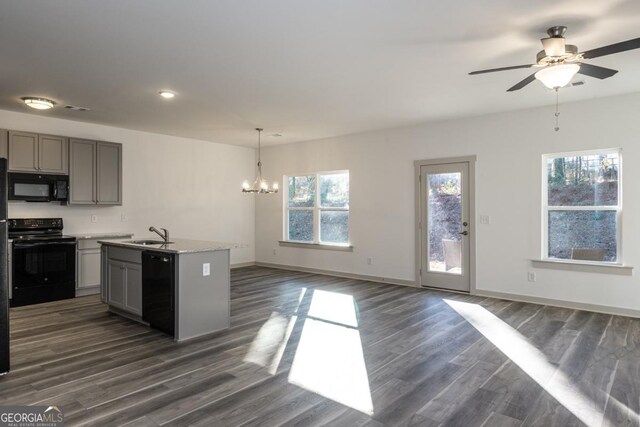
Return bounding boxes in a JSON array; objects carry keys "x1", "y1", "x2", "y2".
[{"x1": 459, "y1": 231, "x2": 468, "y2": 236}]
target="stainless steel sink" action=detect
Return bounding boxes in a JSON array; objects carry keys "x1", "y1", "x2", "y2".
[{"x1": 125, "y1": 239, "x2": 174, "y2": 245}]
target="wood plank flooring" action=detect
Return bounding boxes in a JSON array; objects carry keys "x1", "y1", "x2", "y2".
[{"x1": 1, "y1": 266, "x2": 639, "y2": 426}]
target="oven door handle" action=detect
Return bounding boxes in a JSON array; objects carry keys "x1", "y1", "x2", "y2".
[{"x1": 13, "y1": 241, "x2": 77, "y2": 248}]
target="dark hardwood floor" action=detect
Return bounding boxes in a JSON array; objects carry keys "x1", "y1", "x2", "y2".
[{"x1": 1, "y1": 266, "x2": 639, "y2": 426}]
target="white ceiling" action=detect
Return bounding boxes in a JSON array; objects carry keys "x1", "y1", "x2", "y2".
[{"x1": 1, "y1": 0, "x2": 639, "y2": 147}]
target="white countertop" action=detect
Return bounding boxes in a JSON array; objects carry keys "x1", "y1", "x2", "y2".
[
  {"x1": 69, "y1": 232, "x2": 134, "y2": 240},
  {"x1": 98, "y1": 238, "x2": 246, "y2": 254}
]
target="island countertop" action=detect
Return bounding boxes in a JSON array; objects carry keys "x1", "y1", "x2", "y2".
[
  {"x1": 98, "y1": 238, "x2": 246, "y2": 254},
  {"x1": 69, "y1": 232, "x2": 134, "y2": 240}
]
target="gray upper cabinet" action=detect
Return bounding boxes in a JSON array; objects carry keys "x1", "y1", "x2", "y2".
[
  {"x1": 8, "y1": 131, "x2": 68, "y2": 174},
  {"x1": 38, "y1": 134, "x2": 68, "y2": 174},
  {"x1": 96, "y1": 142, "x2": 122, "y2": 205},
  {"x1": 0, "y1": 129, "x2": 7, "y2": 159},
  {"x1": 8, "y1": 131, "x2": 38, "y2": 172},
  {"x1": 69, "y1": 138, "x2": 122, "y2": 205},
  {"x1": 69, "y1": 138, "x2": 96, "y2": 204}
]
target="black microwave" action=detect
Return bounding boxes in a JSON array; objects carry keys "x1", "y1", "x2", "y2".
[{"x1": 8, "y1": 173, "x2": 69, "y2": 203}]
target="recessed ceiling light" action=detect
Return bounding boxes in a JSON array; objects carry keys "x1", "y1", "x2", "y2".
[
  {"x1": 21, "y1": 97, "x2": 55, "y2": 110},
  {"x1": 158, "y1": 90, "x2": 176, "y2": 99}
]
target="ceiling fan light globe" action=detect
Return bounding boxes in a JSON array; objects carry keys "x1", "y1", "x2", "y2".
[
  {"x1": 541, "y1": 37, "x2": 567, "y2": 57},
  {"x1": 535, "y1": 63, "x2": 580, "y2": 89}
]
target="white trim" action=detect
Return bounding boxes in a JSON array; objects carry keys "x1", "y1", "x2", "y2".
[
  {"x1": 283, "y1": 170, "x2": 350, "y2": 245},
  {"x1": 278, "y1": 241, "x2": 354, "y2": 252},
  {"x1": 255, "y1": 261, "x2": 416, "y2": 287},
  {"x1": 475, "y1": 289, "x2": 640, "y2": 319},
  {"x1": 545, "y1": 206, "x2": 619, "y2": 211},
  {"x1": 231, "y1": 261, "x2": 256, "y2": 269},
  {"x1": 240, "y1": 264, "x2": 638, "y2": 317},
  {"x1": 414, "y1": 156, "x2": 477, "y2": 294},
  {"x1": 542, "y1": 149, "x2": 622, "y2": 264},
  {"x1": 531, "y1": 259, "x2": 633, "y2": 275}
]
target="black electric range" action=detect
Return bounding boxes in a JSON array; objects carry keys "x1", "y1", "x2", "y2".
[{"x1": 9, "y1": 218, "x2": 76, "y2": 307}]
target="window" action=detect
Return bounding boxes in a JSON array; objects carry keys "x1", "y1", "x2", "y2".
[
  {"x1": 543, "y1": 149, "x2": 621, "y2": 263},
  {"x1": 285, "y1": 171, "x2": 349, "y2": 245}
]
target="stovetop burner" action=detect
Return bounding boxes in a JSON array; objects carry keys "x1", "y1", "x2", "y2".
[{"x1": 8, "y1": 218, "x2": 75, "y2": 242}]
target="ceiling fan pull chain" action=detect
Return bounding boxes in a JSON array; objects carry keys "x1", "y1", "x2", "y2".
[{"x1": 554, "y1": 88, "x2": 560, "y2": 132}]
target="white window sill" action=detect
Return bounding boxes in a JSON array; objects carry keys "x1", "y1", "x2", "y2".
[
  {"x1": 531, "y1": 259, "x2": 633, "y2": 276},
  {"x1": 278, "y1": 241, "x2": 354, "y2": 252}
]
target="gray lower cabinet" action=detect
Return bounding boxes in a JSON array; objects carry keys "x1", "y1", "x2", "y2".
[
  {"x1": 0, "y1": 129, "x2": 7, "y2": 158},
  {"x1": 104, "y1": 247, "x2": 142, "y2": 316},
  {"x1": 76, "y1": 239, "x2": 102, "y2": 296},
  {"x1": 69, "y1": 138, "x2": 122, "y2": 205},
  {"x1": 107, "y1": 260, "x2": 126, "y2": 309},
  {"x1": 124, "y1": 262, "x2": 142, "y2": 315},
  {"x1": 8, "y1": 131, "x2": 68, "y2": 174}
]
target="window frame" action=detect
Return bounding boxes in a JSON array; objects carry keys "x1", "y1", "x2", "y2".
[
  {"x1": 542, "y1": 148, "x2": 622, "y2": 265},
  {"x1": 284, "y1": 170, "x2": 350, "y2": 246}
]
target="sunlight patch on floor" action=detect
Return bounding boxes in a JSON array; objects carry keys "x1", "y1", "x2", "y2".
[
  {"x1": 288, "y1": 317, "x2": 374, "y2": 415},
  {"x1": 245, "y1": 288, "x2": 373, "y2": 414},
  {"x1": 444, "y1": 299, "x2": 617, "y2": 427},
  {"x1": 308, "y1": 289, "x2": 359, "y2": 327},
  {"x1": 244, "y1": 288, "x2": 307, "y2": 370}
]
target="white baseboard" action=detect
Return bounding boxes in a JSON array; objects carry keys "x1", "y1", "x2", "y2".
[
  {"x1": 231, "y1": 261, "x2": 256, "y2": 269},
  {"x1": 254, "y1": 262, "x2": 417, "y2": 287},
  {"x1": 76, "y1": 286, "x2": 100, "y2": 297},
  {"x1": 239, "y1": 263, "x2": 640, "y2": 319},
  {"x1": 475, "y1": 289, "x2": 640, "y2": 319}
]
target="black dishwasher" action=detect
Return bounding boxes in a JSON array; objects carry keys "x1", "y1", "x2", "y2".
[{"x1": 142, "y1": 251, "x2": 176, "y2": 337}]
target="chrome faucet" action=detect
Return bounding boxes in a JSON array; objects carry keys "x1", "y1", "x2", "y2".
[{"x1": 149, "y1": 226, "x2": 170, "y2": 242}]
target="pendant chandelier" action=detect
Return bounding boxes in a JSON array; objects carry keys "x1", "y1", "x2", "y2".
[{"x1": 242, "y1": 128, "x2": 279, "y2": 194}]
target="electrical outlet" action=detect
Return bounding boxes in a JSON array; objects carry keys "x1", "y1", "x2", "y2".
[
  {"x1": 367, "y1": 257, "x2": 373, "y2": 265},
  {"x1": 203, "y1": 263, "x2": 210, "y2": 276},
  {"x1": 121, "y1": 213, "x2": 128, "y2": 222},
  {"x1": 480, "y1": 215, "x2": 491, "y2": 225},
  {"x1": 91, "y1": 215, "x2": 98, "y2": 223},
  {"x1": 273, "y1": 248, "x2": 277, "y2": 255},
  {"x1": 527, "y1": 272, "x2": 536, "y2": 282}
]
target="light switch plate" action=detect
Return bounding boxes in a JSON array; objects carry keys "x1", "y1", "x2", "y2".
[
  {"x1": 91, "y1": 215, "x2": 98, "y2": 223},
  {"x1": 203, "y1": 263, "x2": 210, "y2": 276}
]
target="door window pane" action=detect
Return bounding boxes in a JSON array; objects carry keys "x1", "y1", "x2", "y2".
[
  {"x1": 288, "y1": 176, "x2": 316, "y2": 207},
  {"x1": 320, "y1": 211, "x2": 349, "y2": 244},
  {"x1": 548, "y1": 210, "x2": 617, "y2": 262},
  {"x1": 288, "y1": 210, "x2": 314, "y2": 242},
  {"x1": 320, "y1": 173, "x2": 349, "y2": 208},
  {"x1": 427, "y1": 173, "x2": 462, "y2": 274},
  {"x1": 547, "y1": 153, "x2": 619, "y2": 206}
]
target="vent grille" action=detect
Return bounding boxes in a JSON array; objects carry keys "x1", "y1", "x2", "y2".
[{"x1": 64, "y1": 105, "x2": 90, "y2": 112}]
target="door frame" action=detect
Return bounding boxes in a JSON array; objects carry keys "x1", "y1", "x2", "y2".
[{"x1": 414, "y1": 155, "x2": 477, "y2": 293}]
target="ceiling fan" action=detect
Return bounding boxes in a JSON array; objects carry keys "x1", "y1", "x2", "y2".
[{"x1": 469, "y1": 26, "x2": 640, "y2": 92}]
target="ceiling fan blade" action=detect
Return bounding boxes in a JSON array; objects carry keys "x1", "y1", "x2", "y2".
[
  {"x1": 581, "y1": 37, "x2": 640, "y2": 59},
  {"x1": 577, "y1": 63, "x2": 619, "y2": 79},
  {"x1": 469, "y1": 64, "x2": 535, "y2": 75},
  {"x1": 506, "y1": 73, "x2": 537, "y2": 92}
]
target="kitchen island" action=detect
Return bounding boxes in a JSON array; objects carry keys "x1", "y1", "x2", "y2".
[{"x1": 99, "y1": 239, "x2": 243, "y2": 342}]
